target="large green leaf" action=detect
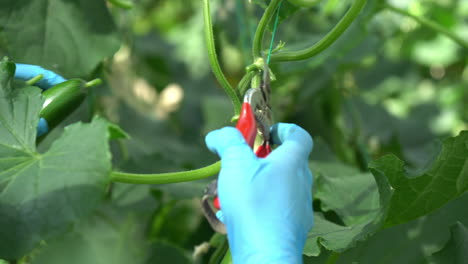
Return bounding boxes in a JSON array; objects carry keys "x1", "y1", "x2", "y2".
[
  {"x1": 304, "y1": 213, "x2": 384, "y2": 256},
  {"x1": 148, "y1": 197, "x2": 204, "y2": 245},
  {"x1": 0, "y1": 58, "x2": 114, "y2": 259},
  {"x1": 306, "y1": 132, "x2": 468, "y2": 258},
  {"x1": 370, "y1": 131, "x2": 468, "y2": 227},
  {"x1": 31, "y1": 208, "x2": 148, "y2": 264},
  {"x1": 30, "y1": 195, "x2": 192, "y2": 264},
  {"x1": 146, "y1": 241, "x2": 192, "y2": 264},
  {"x1": 431, "y1": 222, "x2": 468, "y2": 264},
  {"x1": 337, "y1": 192, "x2": 468, "y2": 264},
  {"x1": 314, "y1": 162, "x2": 380, "y2": 225},
  {"x1": 0, "y1": 0, "x2": 120, "y2": 77},
  {"x1": 30, "y1": 201, "x2": 192, "y2": 264},
  {"x1": 303, "y1": 161, "x2": 392, "y2": 256}
]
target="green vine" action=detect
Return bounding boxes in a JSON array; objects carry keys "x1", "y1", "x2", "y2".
[
  {"x1": 384, "y1": 3, "x2": 468, "y2": 50},
  {"x1": 270, "y1": 0, "x2": 367, "y2": 62},
  {"x1": 237, "y1": 70, "x2": 256, "y2": 96},
  {"x1": 203, "y1": 0, "x2": 242, "y2": 115},
  {"x1": 245, "y1": 57, "x2": 265, "y2": 72},
  {"x1": 110, "y1": 161, "x2": 220, "y2": 184},
  {"x1": 208, "y1": 236, "x2": 229, "y2": 264},
  {"x1": 252, "y1": 0, "x2": 283, "y2": 59},
  {"x1": 220, "y1": 249, "x2": 232, "y2": 264}
]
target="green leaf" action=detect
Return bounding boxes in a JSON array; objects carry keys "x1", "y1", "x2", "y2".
[
  {"x1": 30, "y1": 209, "x2": 148, "y2": 264},
  {"x1": 146, "y1": 241, "x2": 192, "y2": 264},
  {"x1": 0, "y1": 58, "x2": 114, "y2": 259},
  {"x1": 149, "y1": 198, "x2": 204, "y2": 245},
  {"x1": 30, "y1": 196, "x2": 190, "y2": 264},
  {"x1": 251, "y1": 0, "x2": 300, "y2": 27},
  {"x1": 304, "y1": 213, "x2": 382, "y2": 256},
  {"x1": 370, "y1": 131, "x2": 468, "y2": 227},
  {"x1": 304, "y1": 161, "x2": 392, "y2": 256},
  {"x1": 314, "y1": 162, "x2": 380, "y2": 225},
  {"x1": 431, "y1": 222, "x2": 468, "y2": 264},
  {"x1": 275, "y1": 1, "x2": 300, "y2": 26},
  {"x1": 105, "y1": 120, "x2": 130, "y2": 140},
  {"x1": 0, "y1": 57, "x2": 16, "y2": 97},
  {"x1": 337, "y1": 192, "x2": 468, "y2": 263},
  {"x1": 306, "y1": 136, "x2": 468, "y2": 257},
  {"x1": 0, "y1": 0, "x2": 120, "y2": 77},
  {"x1": 302, "y1": 250, "x2": 332, "y2": 264}
]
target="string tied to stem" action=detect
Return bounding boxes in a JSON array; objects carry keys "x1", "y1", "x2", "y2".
[{"x1": 266, "y1": 1, "x2": 283, "y2": 65}]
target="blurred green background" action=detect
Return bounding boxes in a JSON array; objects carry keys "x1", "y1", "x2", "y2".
[{"x1": 0, "y1": 0, "x2": 466, "y2": 263}]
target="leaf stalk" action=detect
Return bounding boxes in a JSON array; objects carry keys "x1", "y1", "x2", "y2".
[{"x1": 110, "y1": 161, "x2": 220, "y2": 184}]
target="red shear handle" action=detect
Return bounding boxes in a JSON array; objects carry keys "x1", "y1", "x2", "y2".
[
  {"x1": 236, "y1": 102, "x2": 257, "y2": 147},
  {"x1": 212, "y1": 103, "x2": 271, "y2": 210},
  {"x1": 212, "y1": 103, "x2": 259, "y2": 210},
  {"x1": 213, "y1": 196, "x2": 221, "y2": 210},
  {"x1": 255, "y1": 144, "x2": 271, "y2": 158}
]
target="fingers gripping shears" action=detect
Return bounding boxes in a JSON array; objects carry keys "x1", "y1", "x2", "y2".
[{"x1": 201, "y1": 64, "x2": 273, "y2": 234}]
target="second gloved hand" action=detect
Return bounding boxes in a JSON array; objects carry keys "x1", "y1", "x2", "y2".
[
  {"x1": 14, "y1": 63, "x2": 66, "y2": 90},
  {"x1": 206, "y1": 123, "x2": 314, "y2": 264},
  {"x1": 14, "y1": 63, "x2": 66, "y2": 137}
]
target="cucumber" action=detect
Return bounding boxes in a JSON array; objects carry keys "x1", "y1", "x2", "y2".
[{"x1": 40, "y1": 79, "x2": 87, "y2": 129}]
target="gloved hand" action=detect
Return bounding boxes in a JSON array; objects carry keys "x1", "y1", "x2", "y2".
[
  {"x1": 205, "y1": 123, "x2": 314, "y2": 264},
  {"x1": 14, "y1": 63, "x2": 67, "y2": 137},
  {"x1": 14, "y1": 63, "x2": 66, "y2": 90}
]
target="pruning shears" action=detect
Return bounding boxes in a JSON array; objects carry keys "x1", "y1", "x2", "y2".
[{"x1": 201, "y1": 63, "x2": 273, "y2": 234}]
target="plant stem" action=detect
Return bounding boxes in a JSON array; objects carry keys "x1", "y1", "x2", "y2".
[
  {"x1": 252, "y1": 0, "x2": 283, "y2": 59},
  {"x1": 208, "y1": 236, "x2": 228, "y2": 264},
  {"x1": 384, "y1": 3, "x2": 468, "y2": 50},
  {"x1": 270, "y1": 0, "x2": 367, "y2": 62},
  {"x1": 220, "y1": 249, "x2": 232, "y2": 264},
  {"x1": 110, "y1": 161, "x2": 220, "y2": 184},
  {"x1": 245, "y1": 57, "x2": 265, "y2": 72},
  {"x1": 237, "y1": 71, "x2": 256, "y2": 96},
  {"x1": 325, "y1": 251, "x2": 341, "y2": 264},
  {"x1": 85, "y1": 78, "x2": 102, "y2": 88},
  {"x1": 26, "y1": 74, "x2": 43, "y2": 86},
  {"x1": 203, "y1": 0, "x2": 242, "y2": 115}
]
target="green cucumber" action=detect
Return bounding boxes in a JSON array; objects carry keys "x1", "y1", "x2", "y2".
[{"x1": 40, "y1": 79, "x2": 88, "y2": 128}]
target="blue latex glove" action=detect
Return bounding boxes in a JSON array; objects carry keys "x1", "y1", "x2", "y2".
[
  {"x1": 205, "y1": 123, "x2": 314, "y2": 264},
  {"x1": 36, "y1": 118, "x2": 49, "y2": 137},
  {"x1": 14, "y1": 63, "x2": 66, "y2": 90},
  {"x1": 14, "y1": 63, "x2": 66, "y2": 137}
]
